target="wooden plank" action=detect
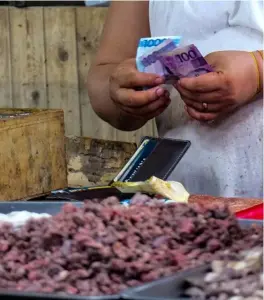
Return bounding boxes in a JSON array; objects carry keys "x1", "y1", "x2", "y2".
[
  {"x1": 0, "y1": 8, "x2": 12, "y2": 107},
  {"x1": 76, "y1": 7, "x2": 157, "y2": 143},
  {"x1": 9, "y1": 7, "x2": 47, "y2": 108},
  {"x1": 66, "y1": 136, "x2": 136, "y2": 187},
  {"x1": 5, "y1": 7, "x2": 156, "y2": 141},
  {"x1": 44, "y1": 7, "x2": 81, "y2": 136},
  {"x1": 76, "y1": 7, "x2": 107, "y2": 138}
]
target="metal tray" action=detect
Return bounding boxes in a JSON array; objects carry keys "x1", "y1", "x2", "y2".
[
  {"x1": 122, "y1": 265, "x2": 209, "y2": 300},
  {"x1": 0, "y1": 290, "x2": 119, "y2": 300},
  {"x1": 236, "y1": 218, "x2": 263, "y2": 227},
  {"x1": 0, "y1": 202, "x2": 263, "y2": 225},
  {"x1": 0, "y1": 201, "x2": 84, "y2": 215},
  {"x1": 0, "y1": 203, "x2": 262, "y2": 235},
  {"x1": 121, "y1": 219, "x2": 263, "y2": 300}
]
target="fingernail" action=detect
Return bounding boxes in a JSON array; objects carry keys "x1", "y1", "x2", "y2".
[
  {"x1": 155, "y1": 77, "x2": 164, "y2": 85},
  {"x1": 156, "y1": 87, "x2": 164, "y2": 97},
  {"x1": 165, "y1": 90, "x2": 170, "y2": 98}
]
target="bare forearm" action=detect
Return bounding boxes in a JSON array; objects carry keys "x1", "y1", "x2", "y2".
[
  {"x1": 87, "y1": 2, "x2": 150, "y2": 131},
  {"x1": 87, "y1": 64, "x2": 147, "y2": 131}
]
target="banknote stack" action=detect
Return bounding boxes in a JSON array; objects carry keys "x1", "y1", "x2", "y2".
[{"x1": 136, "y1": 36, "x2": 213, "y2": 83}]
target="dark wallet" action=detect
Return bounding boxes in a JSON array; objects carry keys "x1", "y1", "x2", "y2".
[{"x1": 111, "y1": 136, "x2": 191, "y2": 183}]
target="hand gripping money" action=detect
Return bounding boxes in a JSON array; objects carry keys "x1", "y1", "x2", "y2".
[{"x1": 175, "y1": 50, "x2": 262, "y2": 122}]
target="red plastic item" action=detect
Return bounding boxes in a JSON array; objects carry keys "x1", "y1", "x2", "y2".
[{"x1": 235, "y1": 203, "x2": 263, "y2": 220}]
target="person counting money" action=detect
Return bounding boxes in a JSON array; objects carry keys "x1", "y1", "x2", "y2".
[{"x1": 87, "y1": 1, "x2": 263, "y2": 198}]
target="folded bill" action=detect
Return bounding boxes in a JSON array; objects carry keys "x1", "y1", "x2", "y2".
[
  {"x1": 138, "y1": 39, "x2": 177, "y2": 79},
  {"x1": 136, "y1": 36, "x2": 181, "y2": 72}
]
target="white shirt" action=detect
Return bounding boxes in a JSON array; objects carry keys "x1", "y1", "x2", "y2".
[{"x1": 149, "y1": 0, "x2": 263, "y2": 198}]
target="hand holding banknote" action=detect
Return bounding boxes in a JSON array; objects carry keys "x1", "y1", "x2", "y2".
[
  {"x1": 175, "y1": 51, "x2": 259, "y2": 121},
  {"x1": 109, "y1": 58, "x2": 171, "y2": 120}
]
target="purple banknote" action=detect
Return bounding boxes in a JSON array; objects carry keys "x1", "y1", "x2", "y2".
[{"x1": 159, "y1": 44, "x2": 213, "y2": 80}]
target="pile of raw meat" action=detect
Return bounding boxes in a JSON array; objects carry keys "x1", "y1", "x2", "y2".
[{"x1": 0, "y1": 195, "x2": 262, "y2": 296}]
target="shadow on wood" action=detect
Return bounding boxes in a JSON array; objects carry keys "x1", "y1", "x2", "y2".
[{"x1": 66, "y1": 136, "x2": 137, "y2": 187}]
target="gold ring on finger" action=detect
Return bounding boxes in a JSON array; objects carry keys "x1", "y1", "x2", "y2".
[{"x1": 202, "y1": 102, "x2": 208, "y2": 111}]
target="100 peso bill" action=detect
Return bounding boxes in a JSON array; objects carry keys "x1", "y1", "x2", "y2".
[{"x1": 159, "y1": 44, "x2": 213, "y2": 79}]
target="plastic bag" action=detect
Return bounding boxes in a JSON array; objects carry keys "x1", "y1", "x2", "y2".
[{"x1": 112, "y1": 176, "x2": 189, "y2": 203}]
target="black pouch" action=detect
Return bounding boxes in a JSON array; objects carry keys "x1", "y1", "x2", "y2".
[{"x1": 111, "y1": 136, "x2": 190, "y2": 183}]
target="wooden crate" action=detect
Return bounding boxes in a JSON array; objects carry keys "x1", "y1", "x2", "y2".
[{"x1": 0, "y1": 109, "x2": 67, "y2": 200}]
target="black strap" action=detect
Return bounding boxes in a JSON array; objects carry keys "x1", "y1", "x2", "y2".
[{"x1": 2, "y1": 1, "x2": 85, "y2": 8}]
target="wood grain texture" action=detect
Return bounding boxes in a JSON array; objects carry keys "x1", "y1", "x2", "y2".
[
  {"x1": 0, "y1": 109, "x2": 67, "y2": 201},
  {"x1": 189, "y1": 195, "x2": 263, "y2": 213},
  {"x1": 9, "y1": 8, "x2": 47, "y2": 108},
  {"x1": 44, "y1": 7, "x2": 81, "y2": 136},
  {"x1": 66, "y1": 136, "x2": 137, "y2": 187},
  {"x1": 76, "y1": 7, "x2": 107, "y2": 138},
  {"x1": 0, "y1": 8, "x2": 12, "y2": 107},
  {"x1": 0, "y1": 7, "x2": 156, "y2": 143}
]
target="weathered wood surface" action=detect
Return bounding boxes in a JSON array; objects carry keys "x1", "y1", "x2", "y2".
[
  {"x1": 66, "y1": 136, "x2": 137, "y2": 187},
  {"x1": 9, "y1": 8, "x2": 46, "y2": 108},
  {"x1": 0, "y1": 7, "x2": 157, "y2": 143},
  {"x1": 0, "y1": 109, "x2": 67, "y2": 201}
]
